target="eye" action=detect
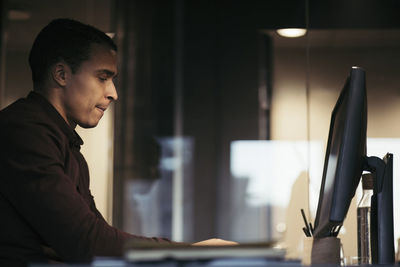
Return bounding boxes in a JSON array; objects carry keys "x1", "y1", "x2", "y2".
[{"x1": 98, "y1": 76, "x2": 108, "y2": 82}]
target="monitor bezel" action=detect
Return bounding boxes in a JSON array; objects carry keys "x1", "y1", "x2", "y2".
[{"x1": 313, "y1": 66, "x2": 367, "y2": 238}]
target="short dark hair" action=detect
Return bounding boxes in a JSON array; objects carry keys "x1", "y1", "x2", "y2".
[{"x1": 29, "y1": 18, "x2": 117, "y2": 88}]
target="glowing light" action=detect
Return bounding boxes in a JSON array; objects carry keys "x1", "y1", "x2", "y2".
[
  {"x1": 276, "y1": 28, "x2": 307, "y2": 38},
  {"x1": 8, "y1": 10, "x2": 31, "y2": 21}
]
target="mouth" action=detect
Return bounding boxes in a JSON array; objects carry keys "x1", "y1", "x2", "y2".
[{"x1": 96, "y1": 106, "x2": 107, "y2": 114}]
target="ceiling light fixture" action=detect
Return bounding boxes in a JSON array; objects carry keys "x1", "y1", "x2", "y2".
[{"x1": 276, "y1": 28, "x2": 307, "y2": 38}]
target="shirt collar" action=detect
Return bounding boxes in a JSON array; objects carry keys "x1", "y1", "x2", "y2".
[{"x1": 27, "y1": 91, "x2": 84, "y2": 149}]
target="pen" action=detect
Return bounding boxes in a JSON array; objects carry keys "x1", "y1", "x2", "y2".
[
  {"x1": 303, "y1": 227, "x2": 311, "y2": 237},
  {"x1": 301, "y1": 209, "x2": 311, "y2": 236}
]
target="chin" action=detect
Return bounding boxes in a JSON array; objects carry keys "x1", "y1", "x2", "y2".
[{"x1": 79, "y1": 121, "x2": 99, "y2": 129}]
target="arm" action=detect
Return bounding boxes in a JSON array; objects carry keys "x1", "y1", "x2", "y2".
[{"x1": 0, "y1": 121, "x2": 170, "y2": 262}]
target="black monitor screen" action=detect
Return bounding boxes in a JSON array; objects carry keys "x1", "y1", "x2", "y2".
[{"x1": 313, "y1": 66, "x2": 367, "y2": 238}]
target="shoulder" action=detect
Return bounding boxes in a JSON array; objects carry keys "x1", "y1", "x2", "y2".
[
  {"x1": 0, "y1": 96, "x2": 67, "y2": 159},
  {"x1": 1, "y1": 95, "x2": 49, "y2": 123}
]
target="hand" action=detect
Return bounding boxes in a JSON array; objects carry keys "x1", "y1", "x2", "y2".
[{"x1": 192, "y1": 238, "x2": 239, "y2": 246}]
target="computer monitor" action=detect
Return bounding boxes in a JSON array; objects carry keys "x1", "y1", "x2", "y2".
[
  {"x1": 313, "y1": 66, "x2": 394, "y2": 264},
  {"x1": 313, "y1": 66, "x2": 367, "y2": 238}
]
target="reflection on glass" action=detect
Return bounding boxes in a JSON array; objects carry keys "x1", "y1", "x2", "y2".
[
  {"x1": 228, "y1": 138, "x2": 400, "y2": 253},
  {"x1": 123, "y1": 137, "x2": 194, "y2": 241},
  {"x1": 230, "y1": 140, "x2": 324, "y2": 243}
]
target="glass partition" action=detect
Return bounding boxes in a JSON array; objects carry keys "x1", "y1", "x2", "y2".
[{"x1": 113, "y1": 0, "x2": 400, "y2": 255}]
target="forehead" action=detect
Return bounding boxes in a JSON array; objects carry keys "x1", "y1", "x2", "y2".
[{"x1": 79, "y1": 43, "x2": 117, "y2": 74}]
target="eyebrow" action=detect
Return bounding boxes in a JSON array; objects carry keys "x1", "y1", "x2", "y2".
[{"x1": 95, "y1": 69, "x2": 117, "y2": 77}]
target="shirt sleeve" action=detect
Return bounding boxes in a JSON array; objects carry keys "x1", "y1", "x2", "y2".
[{"x1": 0, "y1": 120, "x2": 171, "y2": 262}]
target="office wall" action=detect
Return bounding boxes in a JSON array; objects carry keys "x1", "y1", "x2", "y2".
[
  {"x1": 272, "y1": 36, "x2": 400, "y2": 141},
  {"x1": 76, "y1": 110, "x2": 115, "y2": 223}
]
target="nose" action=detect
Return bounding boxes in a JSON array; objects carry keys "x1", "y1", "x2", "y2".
[{"x1": 106, "y1": 81, "x2": 118, "y2": 101}]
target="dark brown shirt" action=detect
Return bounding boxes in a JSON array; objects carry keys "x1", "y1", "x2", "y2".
[{"x1": 0, "y1": 92, "x2": 169, "y2": 266}]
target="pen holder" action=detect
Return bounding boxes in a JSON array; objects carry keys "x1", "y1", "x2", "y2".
[{"x1": 302, "y1": 236, "x2": 341, "y2": 265}]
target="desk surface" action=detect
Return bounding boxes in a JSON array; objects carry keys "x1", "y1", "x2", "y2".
[
  {"x1": 31, "y1": 257, "x2": 301, "y2": 267},
  {"x1": 30, "y1": 258, "x2": 400, "y2": 267}
]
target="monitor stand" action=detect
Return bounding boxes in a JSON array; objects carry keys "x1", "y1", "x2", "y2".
[{"x1": 364, "y1": 153, "x2": 395, "y2": 265}]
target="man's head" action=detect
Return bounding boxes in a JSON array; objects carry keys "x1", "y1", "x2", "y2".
[
  {"x1": 29, "y1": 18, "x2": 117, "y2": 89},
  {"x1": 29, "y1": 18, "x2": 119, "y2": 129}
]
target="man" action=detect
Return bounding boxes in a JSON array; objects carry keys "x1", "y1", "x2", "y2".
[{"x1": 0, "y1": 18, "x2": 171, "y2": 266}]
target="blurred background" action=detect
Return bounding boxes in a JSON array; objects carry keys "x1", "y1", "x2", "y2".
[{"x1": 1, "y1": 0, "x2": 400, "y2": 261}]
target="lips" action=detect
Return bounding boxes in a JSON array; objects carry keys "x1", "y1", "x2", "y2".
[{"x1": 96, "y1": 105, "x2": 107, "y2": 114}]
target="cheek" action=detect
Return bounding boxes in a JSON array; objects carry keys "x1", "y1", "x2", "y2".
[{"x1": 70, "y1": 78, "x2": 99, "y2": 102}]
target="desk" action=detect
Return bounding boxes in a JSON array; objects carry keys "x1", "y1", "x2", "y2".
[
  {"x1": 31, "y1": 257, "x2": 301, "y2": 267},
  {"x1": 31, "y1": 257, "x2": 400, "y2": 267}
]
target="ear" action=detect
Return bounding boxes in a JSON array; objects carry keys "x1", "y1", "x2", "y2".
[{"x1": 52, "y1": 62, "x2": 69, "y2": 87}]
